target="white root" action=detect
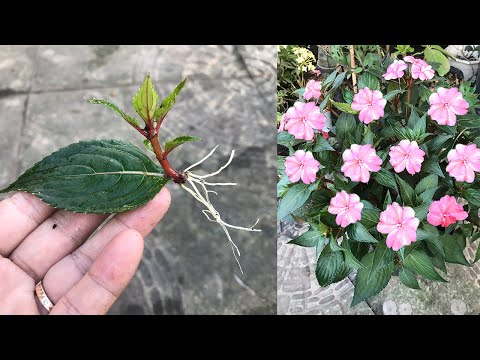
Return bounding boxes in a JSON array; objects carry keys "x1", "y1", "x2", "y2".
[{"x1": 179, "y1": 146, "x2": 261, "y2": 273}]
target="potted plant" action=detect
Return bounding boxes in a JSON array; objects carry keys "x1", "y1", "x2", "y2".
[{"x1": 445, "y1": 45, "x2": 480, "y2": 82}]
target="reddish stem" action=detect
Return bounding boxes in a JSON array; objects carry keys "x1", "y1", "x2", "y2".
[{"x1": 406, "y1": 75, "x2": 413, "y2": 119}]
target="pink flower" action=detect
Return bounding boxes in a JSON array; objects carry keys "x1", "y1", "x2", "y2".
[
  {"x1": 341, "y1": 144, "x2": 382, "y2": 183},
  {"x1": 388, "y1": 140, "x2": 425, "y2": 175},
  {"x1": 404, "y1": 56, "x2": 435, "y2": 80},
  {"x1": 446, "y1": 143, "x2": 480, "y2": 183},
  {"x1": 427, "y1": 87, "x2": 469, "y2": 126},
  {"x1": 278, "y1": 113, "x2": 287, "y2": 132},
  {"x1": 427, "y1": 195, "x2": 468, "y2": 228},
  {"x1": 328, "y1": 190, "x2": 364, "y2": 227},
  {"x1": 377, "y1": 202, "x2": 419, "y2": 251},
  {"x1": 383, "y1": 60, "x2": 408, "y2": 80},
  {"x1": 284, "y1": 150, "x2": 320, "y2": 184},
  {"x1": 351, "y1": 87, "x2": 387, "y2": 124},
  {"x1": 304, "y1": 79, "x2": 322, "y2": 100},
  {"x1": 285, "y1": 102, "x2": 326, "y2": 141}
]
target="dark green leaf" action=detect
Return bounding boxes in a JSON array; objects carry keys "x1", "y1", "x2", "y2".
[
  {"x1": 342, "y1": 88, "x2": 354, "y2": 104},
  {"x1": 373, "y1": 169, "x2": 398, "y2": 192},
  {"x1": 323, "y1": 70, "x2": 338, "y2": 89},
  {"x1": 330, "y1": 99, "x2": 359, "y2": 114},
  {"x1": 363, "y1": 126, "x2": 374, "y2": 145},
  {"x1": 413, "y1": 114, "x2": 427, "y2": 135},
  {"x1": 342, "y1": 239, "x2": 366, "y2": 269},
  {"x1": 277, "y1": 183, "x2": 315, "y2": 222},
  {"x1": 399, "y1": 267, "x2": 420, "y2": 289},
  {"x1": 463, "y1": 188, "x2": 480, "y2": 207},
  {"x1": 415, "y1": 174, "x2": 438, "y2": 195},
  {"x1": 132, "y1": 74, "x2": 158, "y2": 122},
  {"x1": 441, "y1": 233, "x2": 470, "y2": 266},
  {"x1": 347, "y1": 222, "x2": 378, "y2": 243},
  {"x1": 426, "y1": 134, "x2": 452, "y2": 151},
  {"x1": 413, "y1": 203, "x2": 429, "y2": 222},
  {"x1": 164, "y1": 135, "x2": 202, "y2": 153},
  {"x1": 277, "y1": 131, "x2": 303, "y2": 147},
  {"x1": 351, "y1": 250, "x2": 394, "y2": 306},
  {"x1": 277, "y1": 175, "x2": 290, "y2": 198},
  {"x1": 423, "y1": 156, "x2": 445, "y2": 178},
  {"x1": 360, "y1": 208, "x2": 380, "y2": 229},
  {"x1": 288, "y1": 229, "x2": 325, "y2": 247},
  {"x1": 315, "y1": 248, "x2": 344, "y2": 286},
  {"x1": 418, "y1": 186, "x2": 439, "y2": 203},
  {"x1": 0, "y1": 140, "x2": 169, "y2": 213},
  {"x1": 86, "y1": 98, "x2": 141, "y2": 128},
  {"x1": 383, "y1": 90, "x2": 403, "y2": 101},
  {"x1": 395, "y1": 175, "x2": 417, "y2": 206},
  {"x1": 457, "y1": 114, "x2": 480, "y2": 129},
  {"x1": 403, "y1": 248, "x2": 446, "y2": 282},
  {"x1": 154, "y1": 78, "x2": 187, "y2": 120},
  {"x1": 407, "y1": 107, "x2": 421, "y2": 130},
  {"x1": 332, "y1": 72, "x2": 347, "y2": 90},
  {"x1": 313, "y1": 136, "x2": 334, "y2": 152},
  {"x1": 384, "y1": 190, "x2": 393, "y2": 208},
  {"x1": 438, "y1": 124, "x2": 456, "y2": 137},
  {"x1": 335, "y1": 113, "x2": 357, "y2": 147},
  {"x1": 358, "y1": 72, "x2": 380, "y2": 91}
]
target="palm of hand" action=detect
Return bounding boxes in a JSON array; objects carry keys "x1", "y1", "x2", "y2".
[{"x1": 0, "y1": 189, "x2": 170, "y2": 315}]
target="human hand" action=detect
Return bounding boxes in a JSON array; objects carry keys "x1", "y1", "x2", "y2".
[{"x1": 0, "y1": 188, "x2": 170, "y2": 315}]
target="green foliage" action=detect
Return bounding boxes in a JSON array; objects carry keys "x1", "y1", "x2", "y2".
[
  {"x1": 154, "y1": 78, "x2": 187, "y2": 120},
  {"x1": 164, "y1": 135, "x2": 202, "y2": 154},
  {"x1": 0, "y1": 140, "x2": 169, "y2": 213},
  {"x1": 278, "y1": 44, "x2": 480, "y2": 306},
  {"x1": 133, "y1": 74, "x2": 159, "y2": 122}
]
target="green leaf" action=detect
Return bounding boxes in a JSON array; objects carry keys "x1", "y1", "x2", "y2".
[
  {"x1": 347, "y1": 222, "x2": 378, "y2": 243},
  {"x1": 413, "y1": 114, "x2": 427, "y2": 135},
  {"x1": 383, "y1": 89, "x2": 403, "y2": 101},
  {"x1": 164, "y1": 135, "x2": 202, "y2": 154},
  {"x1": 418, "y1": 186, "x2": 439, "y2": 204},
  {"x1": 457, "y1": 114, "x2": 480, "y2": 129},
  {"x1": 335, "y1": 113, "x2": 357, "y2": 147},
  {"x1": 363, "y1": 126, "x2": 374, "y2": 145},
  {"x1": 415, "y1": 174, "x2": 438, "y2": 195},
  {"x1": 360, "y1": 208, "x2": 380, "y2": 229},
  {"x1": 323, "y1": 70, "x2": 338, "y2": 89},
  {"x1": 423, "y1": 156, "x2": 445, "y2": 178},
  {"x1": 315, "y1": 248, "x2": 344, "y2": 286},
  {"x1": 342, "y1": 239, "x2": 366, "y2": 269},
  {"x1": 154, "y1": 78, "x2": 187, "y2": 120},
  {"x1": 86, "y1": 98, "x2": 142, "y2": 128},
  {"x1": 384, "y1": 190, "x2": 393, "y2": 208},
  {"x1": 288, "y1": 229, "x2": 325, "y2": 247},
  {"x1": 277, "y1": 131, "x2": 303, "y2": 147},
  {"x1": 351, "y1": 249, "x2": 394, "y2": 306},
  {"x1": 330, "y1": 99, "x2": 359, "y2": 114},
  {"x1": 430, "y1": 45, "x2": 455, "y2": 59},
  {"x1": 132, "y1": 74, "x2": 158, "y2": 122},
  {"x1": 332, "y1": 72, "x2": 347, "y2": 90},
  {"x1": 342, "y1": 88, "x2": 354, "y2": 104},
  {"x1": 407, "y1": 107, "x2": 421, "y2": 130},
  {"x1": 426, "y1": 134, "x2": 452, "y2": 151},
  {"x1": 373, "y1": 169, "x2": 398, "y2": 192},
  {"x1": 399, "y1": 267, "x2": 420, "y2": 289},
  {"x1": 413, "y1": 202, "x2": 429, "y2": 221},
  {"x1": 313, "y1": 136, "x2": 334, "y2": 152},
  {"x1": 403, "y1": 248, "x2": 446, "y2": 282},
  {"x1": 0, "y1": 140, "x2": 169, "y2": 213},
  {"x1": 463, "y1": 188, "x2": 480, "y2": 207},
  {"x1": 424, "y1": 48, "x2": 450, "y2": 76},
  {"x1": 441, "y1": 233, "x2": 470, "y2": 266},
  {"x1": 358, "y1": 72, "x2": 380, "y2": 91},
  {"x1": 142, "y1": 139, "x2": 154, "y2": 152},
  {"x1": 395, "y1": 175, "x2": 417, "y2": 206},
  {"x1": 277, "y1": 183, "x2": 315, "y2": 222}
]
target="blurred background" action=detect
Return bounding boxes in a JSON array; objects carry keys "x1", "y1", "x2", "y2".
[{"x1": 0, "y1": 45, "x2": 276, "y2": 314}]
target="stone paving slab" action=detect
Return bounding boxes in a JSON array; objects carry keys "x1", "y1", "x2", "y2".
[
  {"x1": 0, "y1": 45, "x2": 276, "y2": 314},
  {"x1": 277, "y1": 221, "x2": 480, "y2": 315},
  {"x1": 0, "y1": 46, "x2": 35, "y2": 93},
  {"x1": 0, "y1": 96, "x2": 26, "y2": 192},
  {"x1": 28, "y1": 45, "x2": 272, "y2": 92}
]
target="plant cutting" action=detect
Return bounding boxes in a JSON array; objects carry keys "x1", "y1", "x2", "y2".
[
  {"x1": 1, "y1": 74, "x2": 261, "y2": 272},
  {"x1": 277, "y1": 45, "x2": 480, "y2": 306}
]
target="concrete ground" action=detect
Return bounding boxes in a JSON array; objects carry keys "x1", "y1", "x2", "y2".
[
  {"x1": 0, "y1": 45, "x2": 277, "y2": 314},
  {"x1": 278, "y1": 221, "x2": 480, "y2": 315}
]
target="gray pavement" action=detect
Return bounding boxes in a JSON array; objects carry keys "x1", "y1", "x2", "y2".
[
  {"x1": 278, "y1": 221, "x2": 480, "y2": 315},
  {"x1": 0, "y1": 45, "x2": 276, "y2": 314}
]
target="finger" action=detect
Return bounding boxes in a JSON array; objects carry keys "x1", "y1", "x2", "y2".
[
  {"x1": 0, "y1": 192, "x2": 55, "y2": 257},
  {"x1": 9, "y1": 211, "x2": 109, "y2": 281},
  {"x1": 43, "y1": 187, "x2": 171, "y2": 303},
  {"x1": 50, "y1": 229, "x2": 144, "y2": 315}
]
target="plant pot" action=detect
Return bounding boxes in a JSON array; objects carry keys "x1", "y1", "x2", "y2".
[{"x1": 445, "y1": 45, "x2": 480, "y2": 82}]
